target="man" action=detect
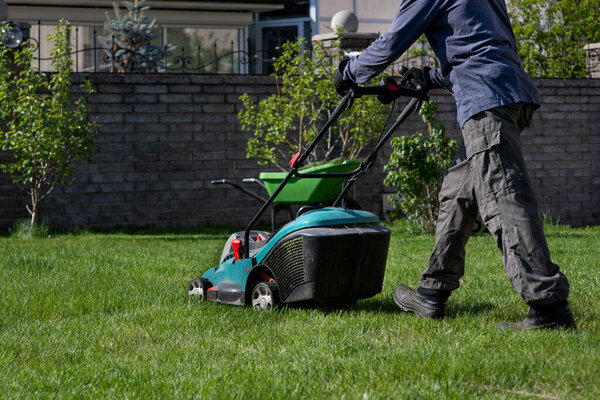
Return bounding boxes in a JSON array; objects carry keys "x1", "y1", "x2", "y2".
[{"x1": 334, "y1": 0, "x2": 575, "y2": 330}]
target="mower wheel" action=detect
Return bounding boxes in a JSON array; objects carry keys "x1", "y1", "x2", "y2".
[
  {"x1": 188, "y1": 278, "x2": 206, "y2": 301},
  {"x1": 251, "y1": 282, "x2": 280, "y2": 310}
]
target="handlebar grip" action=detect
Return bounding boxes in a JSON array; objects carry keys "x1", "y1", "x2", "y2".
[{"x1": 210, "y1": 179, "x2": 226, "y2": 185}]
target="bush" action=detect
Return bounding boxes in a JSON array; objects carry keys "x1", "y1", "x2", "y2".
[
  {"x1": 0, "y1": 20, "x2": 96, "y2": 228},
  {"x1": 384, "y1": 100, "x2": 457, "y2": 232},
  {"x1": 238, "y1": 37, "x2": 390, "y2": 170}
]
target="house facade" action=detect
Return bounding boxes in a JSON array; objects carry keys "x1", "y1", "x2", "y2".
[{"x1": 3, "y1": 0, "x2": 404, "y2": 73}]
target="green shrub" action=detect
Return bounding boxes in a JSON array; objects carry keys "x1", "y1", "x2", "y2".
[
  {"x1": 238, "y1": 37, "x2": 389, "y2": 170},
  {"x1": 384, "y1": 100, "x2": 457, "y2": 232},
  {"x1": 0, "y1": 20, "x2": 96, "y2": 228}
]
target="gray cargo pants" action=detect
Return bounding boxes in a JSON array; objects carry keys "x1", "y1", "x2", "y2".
[{"x1": 420, "y1": 103, "x2": 570, "y2": 306}]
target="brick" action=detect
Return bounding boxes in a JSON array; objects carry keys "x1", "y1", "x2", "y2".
[
  {"x1": 94, "y1": 133, "x2": 124, "y2": 143},
  {"x1": 203, "y1": 104, "x2": 235, "y2": 113},
  {"x1": 202, "y1": 84, "x2": 234, "y2": 94},
  {"x1": 122, "y1": 75, "x2": 159, "y2": 84},
  {"x1": 125, "y1": 172, "x2": 160, "y2": 182},
  {"x1": 193, "y1": 94, "x2": 226, "y2": 103},
  {"x1": 169, "y1": 104, "x2": 203, "y2": 113},
  {"x1": 193, "y1": 113, "x2": 226, "y2": 123},
  {"x1": 97, "y1": 84, "x2": 134, "y2": 94},
  {"x1": 565, "y1": 112, "x2": 589, "y2": 120},
  {"x1": 567, "y1": 177, "x2": 591, "y2": 185},
  {"x1": 134, "y1": 85, "x2": 168, "y2": 94},
  {"x1": 159, "y1": 94, "x2": 192, "y2": 103},
  {"x1": 98, "y1": 163, "x2": 130, "y2": 173},
  {"x1": 169, "y1": 85, "x2": 201, "y2": 94},
  {"x1": 98, "y1": 143, "x2": 134, "y2": 153},
  {"x1": 190, "y1": 75, "x2": 225, "y2": 85},
  {"x1": 90, "y1": 173, "x2": 126, "y2": 183},
  {"x1": 91, "y1": 103, "x2": 133, "y2": 113},
  {"x1": 158, "y1": 152, "x2": 192, "y2": 162},
  {"x1": 155, "y1": 75, "x2": 191, "y2": 84},
  {"x1": 88, "y1": 94, "x2": 123, "y2": 103},
  {"x1": 557, "y1": 87, "x2": 581, "y2": 95},
  {"x1": 126, "y1": 192, "x2": 160, "y2": 202},
  {"x1": 236, "y1": 86, "x2": 269, "y2": 94},
  {"x1": 160, "y1": 114, "x2": 193, "y2": 123},
  {"x1": 125, "y1": 113, "x2": 160, "y2": 123},
  {"x1": 100, "y1": 183, "x2": 135, "y2": 193},
  {"x1": 158, "y1": 132, "x2": 193, "y2": 142},
  {"x1": 204, "y1": 122, "x2": 237, "y2": 133},
  {"x1": 168, "y1": 123, "x2": 203, "y2": 133},
  {"x1": 134, "y1": 104, "x2": 169, "y2": 113},
  {"x1": 170, "y1": 180, "x2": 204, "y2": 190},
  {"x1": 134, "y1": 181, "x2": 170, "y2": 191},
  {"x1": 134, "y1": 123, "x2": 169, "y2": 133},
  {"x1": 95, "y1": 114, "x2": 124, "y2": 123},
  {"x1": 224, "y1": 75, "x2": 274, "y2": 85},
  {"x1": 192, "y1": 151, "x2": 226, "y2": 161},
  {"x1": 62, "y1": 184, "x2": 100, "y2": 194},
  {"x1": 79, "y1": 74, "x2": 122, "y2": 84},
  {"x1": 123, "y1": 94, "x2": 158, "y2": 104}
]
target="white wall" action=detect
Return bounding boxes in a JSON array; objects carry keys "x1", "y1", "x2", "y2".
[{"x1": 314, "y1": 0, "x2": 400, "y2": 35}]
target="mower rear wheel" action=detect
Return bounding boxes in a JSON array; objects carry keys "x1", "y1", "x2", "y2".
[
  {"x1": 188, "y1": 278, "x2": 206, "y2": 301},
  {"x1": 251, "y1": 282, "x2": 280, "y2": 310}
]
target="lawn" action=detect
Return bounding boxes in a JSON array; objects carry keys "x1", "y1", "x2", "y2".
[{"x1": 1, "y1": 222, "x2": 599, "y2": 399}]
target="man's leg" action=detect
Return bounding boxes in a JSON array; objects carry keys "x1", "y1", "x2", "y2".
[
  {"x1": 467, "y1": 104, "x2": 573, "y2": 329},
  {"x1": 394, "y1": 140, "x2": 478, "y2": 318}
]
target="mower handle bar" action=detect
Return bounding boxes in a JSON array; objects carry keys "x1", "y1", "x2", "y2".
[
  {"x1": 242, "y1": 178, "x2": 267, "y2": 190},
  {"x1": 210, "y1": 179, "x2": 267, "y2": 203},
  {"x1": 242, "y1": 77, "x2": 428, "y2": 258}
]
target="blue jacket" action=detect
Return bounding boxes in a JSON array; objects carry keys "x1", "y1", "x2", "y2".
[{"x1": 342, "y1": 0, "x2": 540, "y2": 127}]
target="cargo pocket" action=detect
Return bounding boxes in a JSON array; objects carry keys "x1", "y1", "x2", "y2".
[
  {"x1": 462, "y1": 117, "x2": 502, "y2": 159},
  {"x1": 462, "y1": 117, "x2": 508, "y2": 206}
]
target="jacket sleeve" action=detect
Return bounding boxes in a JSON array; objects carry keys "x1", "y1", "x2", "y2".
[
  {"x1": 343, "y1": 0, "x2": 442, "y2": 84},
  {"x1": 428, "y1": 67, "x2": 449, "y2": 90}
]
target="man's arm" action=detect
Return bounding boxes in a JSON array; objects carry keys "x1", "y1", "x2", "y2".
[
  {"x1": 428, "y1": 67, "x2": 448, "y2": 90},
  {"x1": 343, "y1": 0, "x2": 442, "y2": 84}
]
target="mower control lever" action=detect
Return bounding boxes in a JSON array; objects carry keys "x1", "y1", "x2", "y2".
[{"x1": 351, "y1": 77, "x2": 429, "y2": 104}]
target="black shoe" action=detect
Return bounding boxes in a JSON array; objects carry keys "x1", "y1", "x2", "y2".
[
  {"x1": 499, "y1": 302, "x2": 577, "y2": 331},
  {"x1": 393, "y1": 285, "x2": 448, "y2": 319}
]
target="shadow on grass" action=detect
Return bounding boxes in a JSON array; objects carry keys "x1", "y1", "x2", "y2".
[
  {"x1": 447, "y1": 301, "x2": 496, "y2": 317},
  {"x1": 282, "y1": 298, "x2": 498, "y2": 318}
]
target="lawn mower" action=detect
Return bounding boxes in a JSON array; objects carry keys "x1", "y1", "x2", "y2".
[{"x1": 188, "y1": 75, "x2": 429, "y2": 309}]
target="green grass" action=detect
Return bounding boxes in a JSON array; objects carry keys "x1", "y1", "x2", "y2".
[{"x1": 1, "y1": 222, "x2": 599, "y2": 399}]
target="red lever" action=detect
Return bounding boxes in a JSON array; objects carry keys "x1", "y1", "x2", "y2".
[
  {"x1": 386, "y1": 79, "x2": 399, "y2": 91},
  {"x1": 368, "y1": 153, "x2": 378, "y2": 169},
  {"x1": 289, "y1": 152, "x2": 301, "y2": 169},
  {"x1": 231, "y1": 239, "x2": 241, "y2": 263}
]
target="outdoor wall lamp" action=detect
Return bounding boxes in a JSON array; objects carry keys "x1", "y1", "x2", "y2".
[
  {"x1": 1, "y1": 0, "x2": 28, "y2": 49},
  {"x1": 1, "y1": 21, "x2": 24, "y2": 49}
]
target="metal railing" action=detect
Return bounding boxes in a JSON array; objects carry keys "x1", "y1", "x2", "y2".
[
  {"x1": 22, "y1": 21, "x2": 600, "y2": 77},
  {"x1": 27, "y1": 22, "x2": 261, "y2": 74}
]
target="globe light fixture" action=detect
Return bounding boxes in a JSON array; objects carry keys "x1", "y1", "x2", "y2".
[{"x1": 1, "y1": 22, "x2": 24, "y2": 49}]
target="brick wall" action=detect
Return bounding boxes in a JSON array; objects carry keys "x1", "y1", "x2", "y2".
[{"x1": 1, "y1": 74, "x2": 599, "y2": 229}]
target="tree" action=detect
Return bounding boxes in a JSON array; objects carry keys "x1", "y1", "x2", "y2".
[
  {"x1": 383, "y1": 100, "x2": 457, "y2": 232},
  {"x1": 509, "y1": 0, "x2": 600, "y2": 78},
  {"x1": 0, "y1": 21, "x2": 96, "y2": 227},
  {"x1": 238, "y1": 37, "x2": 390, "y2": 170},
  {"x1": 100, "y1": 0, "x2": 175, "y2": 73}
]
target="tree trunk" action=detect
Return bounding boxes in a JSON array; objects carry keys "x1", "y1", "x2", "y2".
[{"x1": 29, "y1": 189, "x2": 39, "y2": 228}]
